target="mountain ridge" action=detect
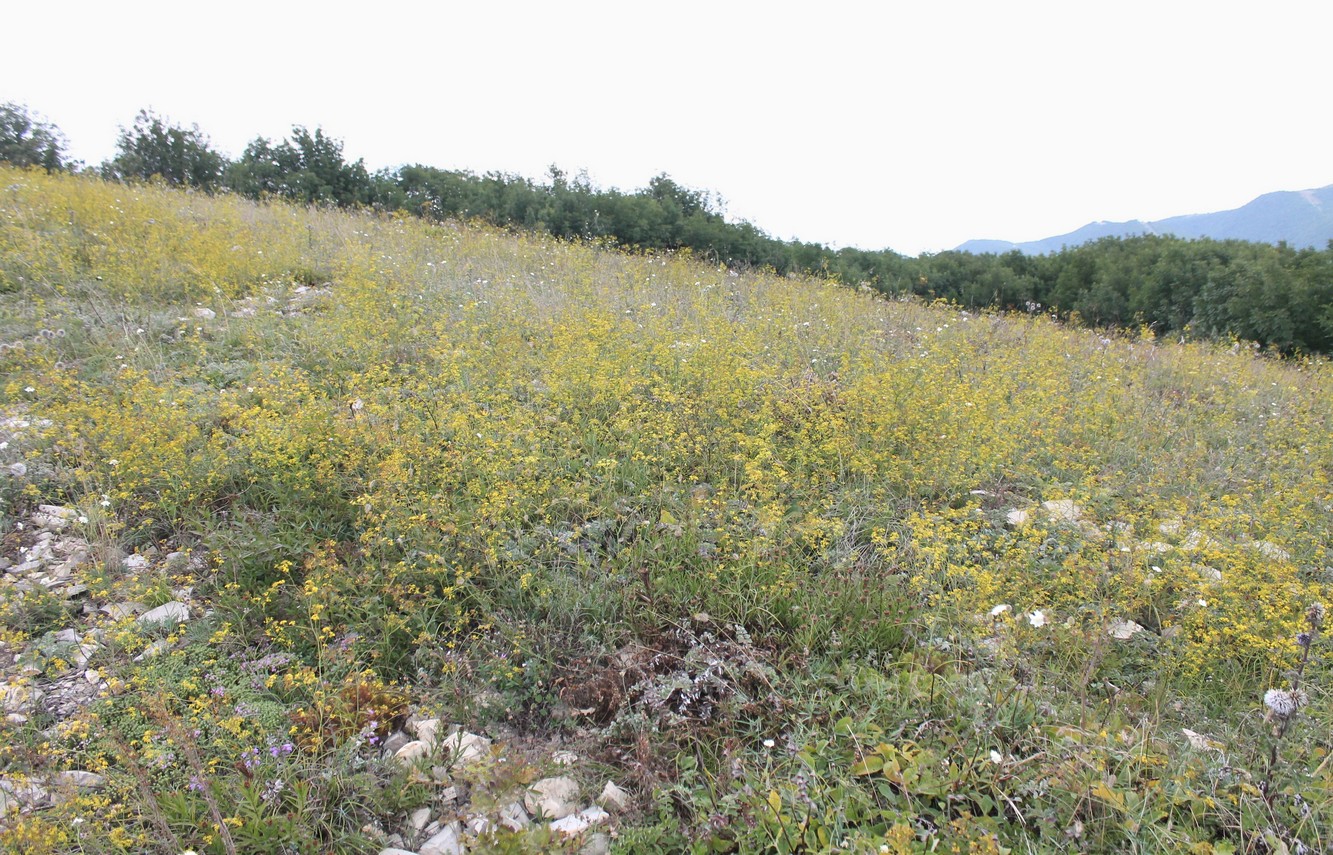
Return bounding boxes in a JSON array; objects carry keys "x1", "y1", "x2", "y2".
[{"x1": 957, "y1": 184, "x2": 1333, "y2": 254}]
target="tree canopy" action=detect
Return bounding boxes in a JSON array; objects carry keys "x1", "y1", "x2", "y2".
[
  {"x1": 33, "y1": 104, "x2": 1333, "y2": 354},
  {"x1": 0, "y1": 102, "x2": 68, "y2": 172},
  {"x1": 103, "y1": 110, "x2": 227, "y2": 190}
]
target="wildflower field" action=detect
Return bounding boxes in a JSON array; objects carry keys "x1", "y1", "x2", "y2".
[{"x1": 0, "y1": 166, "x2": 1331, "y2": 853}]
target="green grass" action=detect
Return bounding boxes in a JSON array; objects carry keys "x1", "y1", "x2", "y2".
[{"x1": 0, "y1": 166, "x2": 1330, "y2": 853}]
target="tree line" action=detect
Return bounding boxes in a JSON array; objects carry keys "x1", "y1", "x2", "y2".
[{"x1": 4, "y1": 102, "x2": 1331, "y2": 353}]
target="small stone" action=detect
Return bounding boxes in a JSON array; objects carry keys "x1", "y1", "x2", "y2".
[
  {"x1": 441, "y1": 731, "x2": 491, "y2": 766},
  {"x1": 31, "y1": 511, "x2": 71, "y2": 531},
  {"x1": 408, "y1": 807, "x2": 432, "y2": 833},
  {"x1": 598, "y1": 781, "x2": 631, "y2": 813},
  {"x1": 133, "y1": 639, "x2": 171, "y2": 662},
  {"x1": 62, "y1": 584, "x2": 88, "y2": 599},
  {"x1": 498, "y1": 801, "x2": 529, "y2": 831},
  {"x1": 552, "y1": 749, "x2": 578, "y2": 766},
  {"x1": 0, "y1": 779, "x2": 50, "y2": 811},
  {"x1": 102, "y1": 602, "x2": 147, "y2": 620},
  {"x1": 56, "y1": 770, "x2": 106, "y2": 789},
  {"x1": 1041, "y1": 500, "x2": 1082, "y2": 523},
  {"x1": 72, "y1": 643, "x2": 98, "y2": 667},
  {"x1": 525, "y1": 776, "x2": 581, "y2": 820},
  {"x1": 84, "y1": 668, "x2": 102, "y2": 684},
  {"x1": 1005, "y1": 508, "x2": 1030, "y2": 527},
  {"x1": 1182, "y1": 728, "x2": 1224, "y2": 751},
  {"x1": 123, "y1": 554, "x2": 150, "y2": 572},
  {"x1": 192, "y1": 306, "x2": 217, "y2": 319},
  {"x1": 394, "y1": 740, "x2": 431, "y2": 764},
  {"x1": 1, "y1": 683, "x2": 42, "y2": 714},
  {"x1": 550, "y1": 805, "x2": 609, "y2": 837},
  {"x1": 378, "y1": 849, "x2": 419, "y2": 855},
  {"x1": 1182, "y1": 530, "x2": 1219, "y2": 552},
  {"x1": 418, "y1": 821, "x2": 464, "y2": 855},
  {"x1": 1252, "y1": 540, "x2": 1291, "y2": 562},
  {"x1": 53, "y1": 628, "x2": 79, "y2": 644},
  {"x1": 439, "y1": 786, "x2": 458, "y2": 803},
  {"x1": 412, "y1": 718, "x2": 441, "y2": 749},
  {"x1": 380, "y1": 730, "x2": 411, "y2": 758},
  {"x1": 1109, "y1": 620, "x2": 1145, "y2": 640},
  {"x1": 137, "y1": 601, "x2": 189, "y2": 627},
  {"x1": 465, "y1": 813, "x2": 491, "y2": 835}
]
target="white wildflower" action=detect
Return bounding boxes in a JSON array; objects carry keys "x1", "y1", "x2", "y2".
[
  {"x1": 1264, "y1": 688, "x2": 1308, "y2": 719},
  {"x1": 990, "y1": 604, "x2": 1011, "y2": 617},
  {"x1": 1028, "y1": 609, "x2": 1048, "y2": 628}
]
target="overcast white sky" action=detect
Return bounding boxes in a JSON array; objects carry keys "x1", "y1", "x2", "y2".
[{"x1": 4, "y1": 1, "x2": 1329, "y2": 256}]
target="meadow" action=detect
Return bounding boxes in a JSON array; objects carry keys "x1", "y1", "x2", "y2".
[{"x1": 0, "y1": 166, "x2": 1330, "y2": 853}]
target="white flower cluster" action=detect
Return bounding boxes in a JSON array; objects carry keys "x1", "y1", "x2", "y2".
[{"x1": 1263, "y1": 687, "x2": 1309, "y2": 719}]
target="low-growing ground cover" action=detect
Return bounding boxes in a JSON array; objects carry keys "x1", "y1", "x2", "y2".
[{"x1": 0, "y1": 166, "x2": 1330, "y2": 853}]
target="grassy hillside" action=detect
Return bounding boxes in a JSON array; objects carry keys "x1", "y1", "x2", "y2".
[{"x1": 0, "y1": 167, "x2": 1331, "y2": 853}]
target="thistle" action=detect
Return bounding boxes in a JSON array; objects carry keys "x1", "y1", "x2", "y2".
[{"x1": 1261, "y1": 602, "x2": 1324, "y2": 797}]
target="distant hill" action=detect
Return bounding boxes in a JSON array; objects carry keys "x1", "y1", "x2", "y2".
[{"x1": 957, "y1": 184, "x2": 1333, "y2": 254}]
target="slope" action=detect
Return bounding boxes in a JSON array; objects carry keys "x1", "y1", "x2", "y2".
[{"x1": 0, "y1": 167, "x2": 1331, "y2": 853}]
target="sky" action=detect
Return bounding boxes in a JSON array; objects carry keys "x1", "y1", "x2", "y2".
[{"x1": 4, "y1": 1, "x2": 1329, "y2": 256}]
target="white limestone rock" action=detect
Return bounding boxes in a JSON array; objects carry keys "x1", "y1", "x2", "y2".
[
  {"x1": 525, "y1": 775, "x2": 581, "y2": 820},
  {"x1": 136, "y1": 601, "x2": 189, "y2": 627},
  {"x1": 418, "y1": 821, "x2": 463, "y2": 855},
  {"x1": 597, "y1": 781, "x2": 631, "y2": 813}
]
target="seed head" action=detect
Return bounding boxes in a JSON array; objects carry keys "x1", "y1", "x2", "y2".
[{"x1": 1264, "y1": 688, "x2": 1309, "y2": 719}]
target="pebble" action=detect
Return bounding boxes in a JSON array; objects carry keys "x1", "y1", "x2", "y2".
[
  {"x1": 136, "y1": 601, "x2": 190, "y2": 627},
  {"x1": 380, "y1": 730, "x2": 411, "y2": 758},
  {"x1": 1041, "y1": 499, "x2": 1082, "y2": 523},
  {"x1": 550, "y1": 805, "x2": 610, "y2": 837},
  {"x1": 102, "y1": 602, "x2": 147, "y2": 620},
  {"x1": 1109, "y1": 619, "x2": 1145, "y2": 640},
  {"x1": 525, "y1": 775, "x2": 581, "y2": 820},
  {"x1": 393, "y1": 740, "x2": 431, "y2": 764},
  {"x1": 598, "y1": 781, "x2": 631, "y2": 813},
  {"x1": 441, "y1": 731, "x2": 491, "y2": 766},
  {"x1": 407, "y1": 806, "x2": 431, "y2": 832},
  {"x1": 411, "y1": 718, "x2": 441, "y2": 748},
  {"x1": 56, "y1": 770, "x2": 106, "y2": 789},
  {"x1": 498, "y1": 801, "x2": 529, "y2": 831},
  {"x1": 417, "y1": 822, "x2": 463, "y2": 855}
]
